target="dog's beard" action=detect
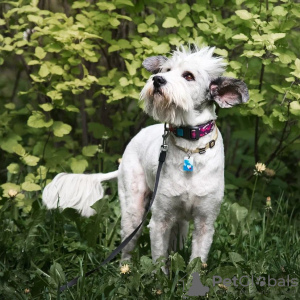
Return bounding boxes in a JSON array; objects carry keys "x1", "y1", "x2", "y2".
[{"x1": 140, "y1": 81, "x2": 193, "y2": 125}]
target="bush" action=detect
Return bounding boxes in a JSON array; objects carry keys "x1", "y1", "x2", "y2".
[{"x1": 0, "y1": 0, "x2": 299, "y2": 298}]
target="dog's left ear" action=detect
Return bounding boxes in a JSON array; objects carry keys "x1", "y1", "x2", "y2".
[
  {"x1": 142, "y1": 56, "x2": 168, "y2": 74},
  {"x1": 209, "y1": 77, "x2": 249, "y2": 108}
]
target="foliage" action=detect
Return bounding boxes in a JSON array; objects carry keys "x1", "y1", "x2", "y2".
[
  {"x1": 0, "y1": 0, "x2": 299, "y2": 298},
  {"x1": 0, "y1": 188, "x2": 299, "y2": 299}
]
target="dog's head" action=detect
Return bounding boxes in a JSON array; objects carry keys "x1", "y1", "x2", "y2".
[{"x1": 140, "y1": 46, "x2": 249, "y2": 125}]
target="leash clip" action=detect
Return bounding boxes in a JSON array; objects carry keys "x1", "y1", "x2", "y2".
[{"x1": 161, "y1": 123, "x2": 169, "y2": 152}]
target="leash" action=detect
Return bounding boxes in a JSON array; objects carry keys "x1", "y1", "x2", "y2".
[{"x1": 59, "y1": 124, "x2": 169, "y2": 292}]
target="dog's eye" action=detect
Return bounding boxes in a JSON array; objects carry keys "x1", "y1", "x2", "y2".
[
  {"x1": 166, "y1": 68, "x2": 171, "y2": 72},
  {"x1": 183, "y1": 72, "x2": 195, "y2": 81}
]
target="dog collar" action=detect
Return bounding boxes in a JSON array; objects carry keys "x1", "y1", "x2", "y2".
[
  {"x1": 170, "y1": 127, "x2": 218, "y2": 155},
  {"x1": 169, "y1": 120, "x2": 215, "y2": 141}
]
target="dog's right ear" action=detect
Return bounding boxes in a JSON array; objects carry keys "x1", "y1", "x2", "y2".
[{"x1": 142, "y1": 56, "x2": 168, "y2": 74}]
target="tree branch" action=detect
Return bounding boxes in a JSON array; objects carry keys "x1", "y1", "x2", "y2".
[{"x1": 265, "y1": 101, "x2": 291, "y2": 165}]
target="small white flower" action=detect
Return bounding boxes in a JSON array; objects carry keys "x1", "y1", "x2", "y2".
[
  {"x1": 120, "y1": 264, "x2": 130, "y2": 274},
  {"x1": 8, "y1": 189, "x2": 18, "y2": 198}
]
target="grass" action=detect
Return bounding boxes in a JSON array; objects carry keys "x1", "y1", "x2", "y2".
[{"x1": 0, "y1": 182, "x2": 299, "y2": 299}]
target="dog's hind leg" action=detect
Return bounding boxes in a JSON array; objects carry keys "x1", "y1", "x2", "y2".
[{"x1": 118, "y1": 158, "x2": 150, "y2": 262}]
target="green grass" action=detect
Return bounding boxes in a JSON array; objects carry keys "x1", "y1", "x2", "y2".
[{"x1": 0, "y1": 184, "x2": 299, "y2": 299}]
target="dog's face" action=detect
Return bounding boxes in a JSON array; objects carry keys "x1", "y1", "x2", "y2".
[{"x1": 140, "y1": 46, "x2": 249, "y2": 125}]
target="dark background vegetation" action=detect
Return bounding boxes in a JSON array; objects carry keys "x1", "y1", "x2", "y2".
[{"x1": 0, "y1": 0, "x2": 299, "y2": 299}]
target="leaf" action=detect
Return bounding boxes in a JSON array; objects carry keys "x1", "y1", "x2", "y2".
[
  {"x1": 49, "y1": 262, "x2": 65, "y2": 286},
  {"x1": 47, "y1": 90, "x2": 62, "y2": 101},
  {"x1": 39, "y1": 103, "x2": 53, "y2": 111},
  {"x1": 235, "y1": 10, "x2": 253, "y2": 20},
  {"x1": 70, "y1": 158, "x2": 88, "y2": 173},
  {"x1": 97, "y1": 2, "x2": 116, "y2": 10},
  {"x1": 153, "y1": 43, "x2": 170, "y2": 54},
  {"x1": 7, "y1": 163, "x2": 20, "y2": 174},
  {"x1": 52, "y1": 121, "x2": 72, "y2": 137},
  {"x1": 162, "y1": 17, "x2": 179, "y2": 28},
  {"x1": 66, "y1": 105, "x2": 79, "y2": 112},
  {"x1": 232, "y1": 33, "x2": 248, "y2": 41},
  {"x1": 35, "y1": 46, "x2": 46, "y2": 60},
  {"x1": 290, "y1": 101, "x2": 300, "y2": 116},
  {"x1": 232, "y1": 203, "x2": 248, "y2": 223},
  {"x1": 272, "y1": 6, "x2": 288, "y2": 16},
  {"x1": 170, "y1": 253, "x2": 186, "y2": 271},
  {"x1": 27, "y1": 111, "x2": 53, "y2": 128},
  {"x1": 115, "y1": 0, "x2": 134, "y2": 7},
  {"x1": 38, "y1": 63, "x2": 50, "y2": 77},
  {"x1": 145, "y1": 14, "x2": 155, "y2": 26},
  {"x1": 50, "y1": 65, "x2": 64, "y2": 75},
  {"x1": 13, "y1": 144, "x2": 26, "y2": 156},
  {"x1": 137, "y1": 23, "x2": 148, "y2": 33},
  {"x1": 1, "y1": 134, "x2": 22, "y2": 154},
  {"x1": 229, "y1": 252, "x2": 244, "y2": 263},
  {"x1": 82, "y1": 145, "x2": 98, "y2": 157},
  {"x1": 22, "y1": 155, "x2": 40, "y2": 166},
  {"x1": 22, "y1": 182, "x2": 41, "y2": 191},
  {"x1": 140, "y1": 256, "x2": 154, "y2": 273}
]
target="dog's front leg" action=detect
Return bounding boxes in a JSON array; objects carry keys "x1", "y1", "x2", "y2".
[
  {"x1": 148, "y1": 215, "x2": 174, "y2": 263},
  {"x1": 190, "y1": 204, "x2": 221, "y2": 264}
]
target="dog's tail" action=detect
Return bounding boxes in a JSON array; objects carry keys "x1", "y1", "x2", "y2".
[{"x1": 42, "y1": 171, "x2": 118, "y2": 217}]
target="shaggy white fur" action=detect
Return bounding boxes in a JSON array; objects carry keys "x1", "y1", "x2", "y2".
[{"x1": 42, "y1": 45, "x2": 249, "y2": 266}]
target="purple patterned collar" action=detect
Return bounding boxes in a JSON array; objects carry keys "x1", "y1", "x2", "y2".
[{"x1": 169, "y1": 120, "x2": 215, "y2": 141}]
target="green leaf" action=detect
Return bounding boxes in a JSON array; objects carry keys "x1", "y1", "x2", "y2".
[
  {"x1": 272, "y1": 6, "x2": 288, "y2": 16},
  {"x1": 82, "y1": 145, "x2": 98, "y2": 157},
  {"x1": 39, "y1": 103, "x2": 53, "y2": 111},
  {"x1": 52, "y1": 121, "x2": 72, "y2": 137},
  {"x1": 290, "y1": 101, "x2": 300, "y2": 116},
  {"x1": 140, "y1": 256, "x2": 154, "y2": 273},
  {"x1": 50, "y1": 65, "x2": 64, "y2": 75},
  {"x1": 13, "y1": 144, "x2": 26, "y2": 156},
  {"x1": 66, "y1": 105, "x2": 80, "y2": 112},
  {"x1": 7, "y1": 163, "x2": 20, "y2": 174},
  {"x1": 22, "y1": 155, "x2": 40, "y2": 166},
  {"x1": 49, "y1": 262, "x2": 65, "y2": 286},
  {"x1": 232, "y1": 33, "x2": 248, "y2": 41},
  {"x1": 115, "y1": 0, "x2": 134, "y2": 7},
  {"x1": 137, "y1": 23, "x2": 148, "y2": 33},
  {"x1": 28, "y1": 111, "x2": 53, "y2": 128},
  {"x1": 97, "y1": 2, "x2": 116, "y2": 10},
  {"x1": 235, "y1": 10, "x2": 253, "y2": 20},
  {"x1": 35, "y1": 46, "x2": 46, "y2": 60},
  {"x1": 229, "y1": 252, "x2": 244, "y2": 263},
  {"x1": 145, "y1": 14, "x2": 155, "y2": 26},
  {"x1": 47, "y1": 90, "x2": 62, "y2": 101},
  {"x1": 38, "y1": 63, "x2": 50, "y2": 77},
  {"x1": 162, "y1": 17, "x2": 179, "y2": 28},
  {"x1": 109, "y1": 18, "x2": 120, "y2": 27},
  {"x1": 70, "y1": 157, "x2": 88, "y2": 173},
  {"x1": 170, "y1": 253, "x2": 185, "y2": 271},
  {"x1": 72, "y1": 1, "x2": 90, "y2": 9},
  {"x1": 22, "y1": 182, "x2": 41, "y2": 191},
  {"x1": 28, "y1": 14, "x2": 43, "y2": 25},
  {"x1": 153, "y1": 43, "x2": 170, "y2": 54}
]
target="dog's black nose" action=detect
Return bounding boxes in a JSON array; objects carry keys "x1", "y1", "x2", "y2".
[{"x1": 153, "y1": 76, "x2": 166, "y2": 88}]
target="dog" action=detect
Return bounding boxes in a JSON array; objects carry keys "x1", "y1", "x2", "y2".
[{"x1": 43, "y1": 46, "x2": 249, "y2": 266}]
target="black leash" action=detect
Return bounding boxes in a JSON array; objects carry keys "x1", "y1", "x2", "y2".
[{"x1": 59, "y1": 125, "x2": 169, "y2": 292}]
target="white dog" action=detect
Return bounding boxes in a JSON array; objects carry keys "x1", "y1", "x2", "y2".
[{"x1": 43, "y1": 46, "x2": 249, "y2": 266}]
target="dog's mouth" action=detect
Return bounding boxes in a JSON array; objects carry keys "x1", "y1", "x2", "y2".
[{"x1": 153, "y1": 87, "x2": 163, "y2": 96}]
